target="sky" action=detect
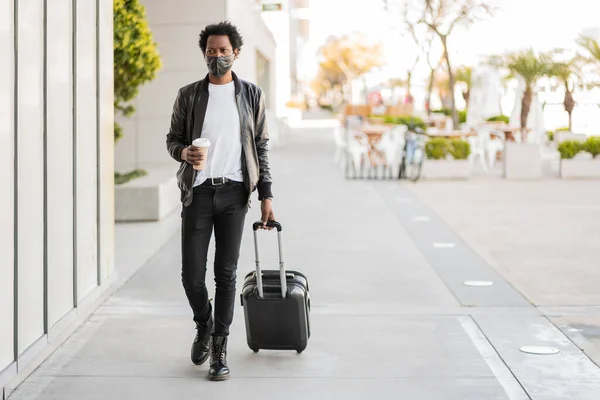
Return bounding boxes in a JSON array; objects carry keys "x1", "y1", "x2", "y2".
[{"x1": 304, "y1": 0, "x2": 600, "y2": 83}]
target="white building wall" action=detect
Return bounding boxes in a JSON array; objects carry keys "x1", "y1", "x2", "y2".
[
  {"x1": 98, "y1": 0, "x2": 115, "y2": 283},
  {"x1": 115, "y1": 0, "x2": 277, "y2": 171},
  {"x1": 17, "y1": 0, "x2": 45, "y2": 355},
  {"x1": 75, "y1": 0, "x2": 99, "y2": 302},
  {"x1": 46, "y1": 0, "x2": 75, "y2": 328},
  {"x1": 0, "y1": 0, "x2": 115, "y2": 394},
  {"x1": 227, "y1": 0, "x2": 277, "y2": 111},
  {"x1": 260, "y1": 4, "x2": 291, "y2": 117},
  {"x1": 0, "y1": 0, "x2": 15, "y2": 373}
]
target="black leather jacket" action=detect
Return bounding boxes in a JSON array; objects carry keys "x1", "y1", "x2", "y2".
[{"x1": 166, "y1": 72, "x2": 273, "y2": 207}]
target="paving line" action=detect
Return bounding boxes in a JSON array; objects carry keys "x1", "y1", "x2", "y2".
[{"x1": 458, "y1": 316, "x2": 531, "y2": 400}]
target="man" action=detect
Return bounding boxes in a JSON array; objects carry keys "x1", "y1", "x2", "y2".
[{"x1": 166, "y1": 21, "x2": 275, "y2": 381}]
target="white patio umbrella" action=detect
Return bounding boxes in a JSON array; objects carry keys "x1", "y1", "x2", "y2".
[
  {"x1": 510, "y1": 77, "x2": 545, "y2": 144},
  {"x1": 466, "y1": 64, "x2": 503, "y2": 126}
]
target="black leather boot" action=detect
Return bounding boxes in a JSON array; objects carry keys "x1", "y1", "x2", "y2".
[
  {"x1": 191, "y1": 316, "x2": 213, "y2": 365},
  {"x1": 208, "y1": 335, "x2": 230, "y2": 381}
]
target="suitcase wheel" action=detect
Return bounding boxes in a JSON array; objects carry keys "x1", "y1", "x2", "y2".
[
  {"x1": 296, "y1": 349, "x2": 303, "y2": 354},
  {"x1": 252, "y1": 348, "x2": 259, "y2": 353}
]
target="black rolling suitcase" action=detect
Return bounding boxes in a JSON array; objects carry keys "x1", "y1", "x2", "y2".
[{"x1": 240, "y1": 221, "x2": 310, "y2": 353}]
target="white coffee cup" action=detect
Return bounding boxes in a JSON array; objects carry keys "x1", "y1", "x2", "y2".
[{"x1": 191, "y1": 138, "x2": 211, "y2": 170}]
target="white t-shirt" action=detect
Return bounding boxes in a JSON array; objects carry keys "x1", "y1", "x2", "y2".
[{"x1": 193, "y1": 81, "x2": 244, "y2": 187}]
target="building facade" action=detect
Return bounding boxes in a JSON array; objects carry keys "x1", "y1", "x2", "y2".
[
  {"x1": 115, "y1": 0, "x2": 277, "y2": 172},
  {"x1": 0, "y1": 0, "x2": 114, "y2": 397},
  {"x1": 260, "y1": 0, "x2": 292, "y2": 117},
  {"x1": 288, "y1": 0, "x2": 310, "y2": 101}
]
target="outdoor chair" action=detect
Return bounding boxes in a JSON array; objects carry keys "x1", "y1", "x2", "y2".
[
  {"x1": 332, "y1": 125, "x2": 348, "y2": 167},
  {"x1": 469, "y1": 126, "x2": 504, "y2": 170},
  {"x1": 347, "y1": 130, "x2": 371, "y2": 176},
  {"x1": 376, "y1": 125, "x2": 407, "y2": 177}
]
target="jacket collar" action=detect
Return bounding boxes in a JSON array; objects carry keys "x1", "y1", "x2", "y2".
[{"x1": 200, "y1": 71, "x2": 242, "y2": 97}]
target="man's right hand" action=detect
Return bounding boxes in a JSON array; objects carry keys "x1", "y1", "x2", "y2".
[{"x1": 181, "y1": 145, "x2": 205, "y2": 166}]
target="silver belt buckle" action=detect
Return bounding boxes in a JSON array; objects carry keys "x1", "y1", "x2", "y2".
[{"x1": 211, "y1": 177, "x2": 225, "y2": 186}]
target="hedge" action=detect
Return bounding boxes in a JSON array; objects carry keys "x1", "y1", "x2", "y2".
[
  {"x1": 431, "y1": 109, "x2": 467, "y2": 124},
  {"x1": 558, "y1": 137, "x2": 600, "y2": 159},
  {"x1": 425, "y1": 138, "x2": 471, "y2": 160},
  {"x1": 382, "y1": 116, "x2": 427, "y2": 131},
  {"x1": 486, "y1": 115, "x2": 509, "y2": 124}
]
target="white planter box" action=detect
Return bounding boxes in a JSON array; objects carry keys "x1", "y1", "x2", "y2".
[
  {"x1": 560, "y1": 159, "x2": 600, "y2": 179},
  {"x1": 422, "y1": 159, "x2": 471, "y2": 179},
  {"x1": 115, "y1": 169, "x2": 180, "y2": 222},
  {"x1": 504, "y1": 142, "x2": 542, "y2": 180},
  {"x1": 554, "y1": 131, "x2": 587, "y2": 144}
]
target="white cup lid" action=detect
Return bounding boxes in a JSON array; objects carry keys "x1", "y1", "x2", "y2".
[{"x1": 192, "y1": 138, "x2": 211, "y2": 147}]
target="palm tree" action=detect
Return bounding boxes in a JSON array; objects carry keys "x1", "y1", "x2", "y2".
[
  {"x1": 577, "y1": 35, "x2": 600, "y2": 65},
  {"x1": 548, "y1": 53, "x2": 581, "y2": 131},
  {"x1": 506, "y1": 49, "x2": 551, "y2": 141}
]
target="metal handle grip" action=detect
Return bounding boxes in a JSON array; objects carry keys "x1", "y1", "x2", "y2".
[{"x1": 252, "y1": 221, "x2": 286, "y2": 299}]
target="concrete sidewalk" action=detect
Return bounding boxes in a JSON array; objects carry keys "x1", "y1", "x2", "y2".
[{"x1": 8, "y1": 123, "x2": 600, "y2": 399}]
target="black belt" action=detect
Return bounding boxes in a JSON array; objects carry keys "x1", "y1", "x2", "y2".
[{"x1": 201, "y1": 177, "x2": 232, "y2": 186}]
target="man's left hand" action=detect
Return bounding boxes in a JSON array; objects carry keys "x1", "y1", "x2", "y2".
[{"x1": 260, "y1": 199, "x2": 275, "y2": 230}]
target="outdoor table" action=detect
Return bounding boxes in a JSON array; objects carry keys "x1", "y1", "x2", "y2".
[
  {"x1": 497, "y1": 126, "x2": 521, "y2": 142},
  {"x1": 482, "y1": 123, "x2": 521, "y2": 142},
  {"x1": 425, "y1": 130, "x2": 477, "y2": 139}
]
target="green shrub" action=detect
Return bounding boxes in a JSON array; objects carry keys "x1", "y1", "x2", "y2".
[
  {"x1": 546, "y1": 131, "x2": 554, "y2": 141},
  {"x1": 425, "y1": 138, "x2": 471, "y2": 160},
  {"x1": 584, "y1": 136, "x2": 600, "y2": 157},
  {"x1": 319, "y1": 104, "x2": 334, "y2": 112},
  {"x1": 556, "y1": 126, "x2": 570, "y2": 132},
  {"x1": 557, "y1": 140, "x2": 584, "y2": 159},
  {"x1": 448, "y1": 139, "x2": 471, "y2": 160},
  {"x1": 114, "y1": 0, "x2": 162, "y2": 142},
  {"x1": 431, "y1": 108, "x2": 451, "y2": 116},
  {"x1": 486, "y1": 115, "x2": 509, "y2": 124},
  {"x1": 381, "y1": 116, "x2": 426, "y2": 131},
  {"x1": 114, "y1": 169, "x2": 148, "y2": 185},
  {"x1": 425, "y1": 138, "x2": 449, "y2": 160},
  {"x1": 430, "y1": 109, "x2": 465, "y2": 124},
  {"x1": 398, "y1": 116, "x2": 426, "y2": 130}
]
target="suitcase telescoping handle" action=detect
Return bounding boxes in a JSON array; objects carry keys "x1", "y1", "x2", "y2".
[{"x1": 252, "y1": 220, "x2": 286, "y2": 299}]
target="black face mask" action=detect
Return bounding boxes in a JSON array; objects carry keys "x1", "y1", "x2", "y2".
[{"x1": 205, "y1": 54, "x2": 235, "y2": 77}]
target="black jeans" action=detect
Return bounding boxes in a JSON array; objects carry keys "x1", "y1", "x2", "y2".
[{"x1": 181, "y1": 180, "x2": 248, "y2": 336}]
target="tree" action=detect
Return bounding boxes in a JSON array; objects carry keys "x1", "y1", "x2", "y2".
[
  {"x1": 388, "y1": 78, "x2": 407, "y2": 88},
  {"x1": 403, "y1": 9, "x2": 424, "y2": 102},
  {"x1": 548, "y1": 51, "x2": 582, "y2": 131},
  {"x1": 317, "y1": 34, "x2": 384, "y2": 103},
  {"x1": 577, "y1": 35, "x2": 600, "y2": 66},
  {"x1": 114, "y1": 0, "x2": 162, "y2": 142},
  {"x1": 414, "y1": 0, "x2": 494, "y2": 128},
  {"x1": 455, "y1": 66, "x2": 472, "y2": 105},
  {"x1": 506, "y1": 49, "x2": 552, "y2": 141},
  {"x1": 576, "y1": 35, "x2": 600, "y2": 90},
  {"x1": 423, "y1": 32, "x2": 445, "y2": 114},
  {"x1": 311, "y1": 59, "x2": 346, "y2": 108}
]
